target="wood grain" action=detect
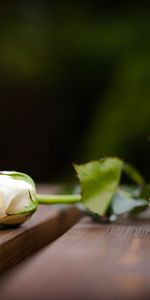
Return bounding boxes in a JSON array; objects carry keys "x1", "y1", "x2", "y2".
[
  {"x1": 1, "y1": 215, "x2": 150, "y2": 300},
  {"x1": 0, "y1": 205, "x2": 82, "y2": 274}
]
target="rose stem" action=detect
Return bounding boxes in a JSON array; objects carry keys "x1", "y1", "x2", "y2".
[{"x1": 36, "y1": 194, "x2": 81, "y2": 204}]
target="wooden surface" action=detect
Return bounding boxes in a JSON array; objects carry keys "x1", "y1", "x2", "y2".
[
  {"x1": 0, "y1": 205, "x2": 82, "y2": 274},
  {"x1": 0, "y1": 184, "x2": 82, "y2": 274},
  {"x1": 1, "y1": 215, "x2": 150, "y2": 300}
]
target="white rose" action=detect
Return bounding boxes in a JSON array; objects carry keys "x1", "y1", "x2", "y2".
[{"x1": 0, "y1": 171, "x2": 37, "y2": 227}]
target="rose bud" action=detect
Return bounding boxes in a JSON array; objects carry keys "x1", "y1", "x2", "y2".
[{"x1": 0, "y1": 171, "x2": 37, "y2": 227}]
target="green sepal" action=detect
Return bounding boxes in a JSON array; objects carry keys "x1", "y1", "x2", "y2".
[
  {"x1": 7, "y1": 191, "x2": 38, "y2": 216},
  {"x1": 8, "y1": 201, "x2": 38, "y2": 216}
]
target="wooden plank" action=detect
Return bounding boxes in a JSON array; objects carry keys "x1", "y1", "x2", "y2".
[
  {"x1": 0, "y1": 205, "x2": 82, "y2": 274},
  {"x1": 1, "y1": 215, "x2": 150, "y2": 300}
]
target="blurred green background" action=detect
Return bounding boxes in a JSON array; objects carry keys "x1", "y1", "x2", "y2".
[{"x1": 0, "y1": 2, "x2": 150, "y2": 182}]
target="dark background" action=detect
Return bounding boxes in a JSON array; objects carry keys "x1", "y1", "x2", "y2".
[{"x1": 0, "y1": 1, "x2": 150, "y2": 182}]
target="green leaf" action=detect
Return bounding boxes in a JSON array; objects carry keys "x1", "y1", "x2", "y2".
[
  {"x1": 111, "y1": 190, "x2": 148, "y2": 216},
  {"x1": 140, "y1": 184, "x2": 150, "y2": 200},
  {"x1": 123, "y1": 163, "x2": 145, "y2": 185},
  {"x1": 74, "y1": 157, "x2": 123, "y2": 216}
]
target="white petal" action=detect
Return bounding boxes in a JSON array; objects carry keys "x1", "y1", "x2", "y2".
[{"x1": 6, "y1": 190, "x2": 31, "y2": 215}]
